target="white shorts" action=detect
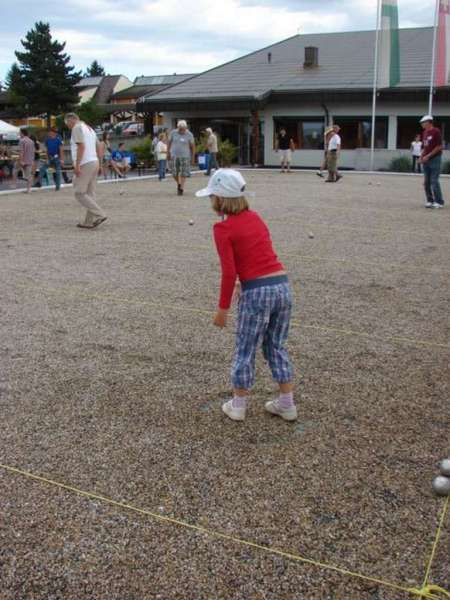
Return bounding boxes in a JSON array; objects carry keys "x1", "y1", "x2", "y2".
[{"x1": 279, "y1": 149, "x2": 292, "y2": 163}]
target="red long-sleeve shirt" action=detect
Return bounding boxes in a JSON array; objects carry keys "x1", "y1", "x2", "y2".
[{"x1": 213, "y1": 210, "x2": 284, "y2": 309}]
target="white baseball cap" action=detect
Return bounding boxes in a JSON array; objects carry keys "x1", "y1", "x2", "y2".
[
  {"x1": 420, "y1": 114, "x2": 433, "y2": 123},
  {"x1": 196, "y1": 169, "x2": 249, "y2": 198}
]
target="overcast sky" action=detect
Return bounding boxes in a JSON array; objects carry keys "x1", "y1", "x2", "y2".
[{"x1": 0, "y1": 0, "x2": 437, "y2": 84}]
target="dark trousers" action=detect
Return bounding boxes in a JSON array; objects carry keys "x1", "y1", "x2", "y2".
[
  {"x1": 412, "y1": 156, "x2": 421, "y2": 173},
  {"x1": 423, "y1": 155, "x2": 444, "y2": 205},
  {"x1": 207, "y1": 152, "x2": 218, "y2": 175}
]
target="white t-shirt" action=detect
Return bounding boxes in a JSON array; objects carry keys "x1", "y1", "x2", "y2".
[
  {"x1": 71, "y1": 122, "x2": 99, "y2": 166},
  {"x1": 156, "y1": 140, "x2": 168, "y2": 160},
  {"x1": 411, "y1": 141, "x2": 422, "y2": 157},
  {"x1": 328, "y1": 134, "x2": 341, "y2": 151}
]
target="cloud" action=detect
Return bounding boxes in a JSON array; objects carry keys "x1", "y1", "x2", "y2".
[{"x1": 0, "y1": 0, "x2": 439, "y2": 83}]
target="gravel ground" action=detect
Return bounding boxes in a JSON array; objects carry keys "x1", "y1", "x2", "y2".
[{"x1": 0, "y1": 171, "x2": 449, "y2": 599}]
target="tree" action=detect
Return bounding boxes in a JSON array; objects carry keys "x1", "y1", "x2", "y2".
[
  {"x1": 77, "y1": 99, "x2": 107, "y2": 127},
  {"x1": 4, "y1": 63, "x2": 27, "y2": 116},
  {"x1": 11, "y1": 21, "x2": 81, "y2": 127},
  {"x1": 84, "y1": 60, "x2": 105, "y2": 77}
]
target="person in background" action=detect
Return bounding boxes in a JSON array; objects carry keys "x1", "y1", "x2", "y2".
[
  {"x1": 156, "y1": 132, "x2": 168, "y2": 181},
  {"x1": 30, "y1": 135, "x2": 41, "y2": 187},
  {"x1": 410, "y1": 133, "x2": 422, "y2": 174},
  {"x1": 111, "y1": 142, "x2": 130, "y2": 178},
  {"x1": 317, "y1": 127, "x2": 334, "y2": 178},
  {"x1": 167, "y1": 120, "x2": 195, "y2": 196},
  {"x1": 195, "y1": 169, "x2": 296, "y2": 422},
  {"x1": 64, "y1": 112, "x2": 107, "y2": 229},
  {"x1": 39, "y1": 128, "x2": 64, "y2": 190},
  {"x1": 98, "y1": 131, "x2": 112, "y2": 179},
  {"x1": 205, "y1": 127, "x2": 218, "y2": 176},
  {"x1": 419, "y1": 115, "x2": 444, "y2": 209},
  {"x1": 275, "y1": 128, "x2": 295, "y2": 173},
  {"x1": 14, "y1": 128, "x2": 35, "y2": 193},
  {"x1": 326, "y1": 125, "x2": 342, "y2": 183}
]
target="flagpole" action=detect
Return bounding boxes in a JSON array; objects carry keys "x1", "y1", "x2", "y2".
[
  {"x1": 429, "y1": 0, "x2": 440, "y2": 114},
  {"x1": 370, "y1": 0, "x2": 382, "y2": 172}
]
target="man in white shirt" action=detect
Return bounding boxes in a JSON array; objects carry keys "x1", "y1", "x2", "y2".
[
  {"x1": 64, "y1": 113, "x2": 107, "y2": 229},
  {"x1": 326, "y1": 125, "x2": 342, "y2": 183},
  {"x1": 205, "y1": 127, "x2": 219, "y2": 176}
]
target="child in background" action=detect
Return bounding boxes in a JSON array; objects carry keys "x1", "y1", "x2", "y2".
[
  {"x1": 156, "y1": 133, "x2": 168, "y2": 181},
  {"x1": 196, "y1": 169, "x2": 296, "y2": 422}
]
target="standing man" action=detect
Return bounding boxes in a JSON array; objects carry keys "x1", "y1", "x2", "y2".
[
  {"x1": 167, "y1": 120, "x2": 195, "y2": 196},
  {"x1": 39, "y1": 128, "x2": 64, "y2": 191},
  {"x1": 16, "y1": 128, "x2": 35, "y2": 193},
  {"x1": 64, "y1": 113, "x2": 107, "y2": 229},
  {"x1": 205, "y1": 127, "x2": 218, "y2": 176},
  {"x1": 410, "y1": 134, "x2": 422, "y2": 174},
  {"x1": 419, "y1": 115, "x2": 444, "y2": 209},
  {"x1": 317, "y1": 127, "x2": 334, "y2": 178},
  {"x1": 275, "y1": 128, "x2": 295, "y2": 173},
  {"x1": 326, "y1": 125, "x2": 342, "y2": 183}
]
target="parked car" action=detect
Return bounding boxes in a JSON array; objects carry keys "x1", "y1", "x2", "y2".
[{"x1": 122, "y1": 122, "x2": 144, "y2": 137}]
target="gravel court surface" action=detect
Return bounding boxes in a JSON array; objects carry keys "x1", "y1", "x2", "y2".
[{"x1": 1, "y1": 171, "x2": 449, "y2": 599}]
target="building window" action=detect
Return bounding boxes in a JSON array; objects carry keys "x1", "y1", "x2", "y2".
[
  {"x1": 335, "y1": 117, "x2": 388, "y2": 149},
  {"x1": 397, "y1": 117, "x2": 450, "y2": 149},
  {"x1": 397, "y1": 117, "x2": 422, "y2": 149},
  {"x1": 273, "y1": 118, "x2": 324, "y2": 150}
]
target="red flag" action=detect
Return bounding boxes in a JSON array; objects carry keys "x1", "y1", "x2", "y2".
[{"x1": 435, "y1": 0, "x2": 450, "y2": 86}]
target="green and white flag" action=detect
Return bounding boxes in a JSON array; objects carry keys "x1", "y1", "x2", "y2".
[{"x1": 378, "y1": 0, "x2": 401, "y2": 88}]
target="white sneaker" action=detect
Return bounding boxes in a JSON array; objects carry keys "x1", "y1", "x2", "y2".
[
  {"x1": 425, "y1": 202, "x2": 433, "y2": 208},
  {"x1": 265, "y1": 400, "x2": 297, "y2": 421},
  {"x1": 432, "y1": 203, "x2": 443, "y2": 209},
  {"x1": 222, "y1": 399, "x2": 246, "y2": 421}
]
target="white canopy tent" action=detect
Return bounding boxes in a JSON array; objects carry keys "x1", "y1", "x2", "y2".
[{"x1": 0, "y1": 119, "x2": 20, "y2": 140}]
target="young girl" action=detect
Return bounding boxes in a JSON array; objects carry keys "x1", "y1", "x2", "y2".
[
  {"x1": 156, "y1": 132, "x2": 168, "y2": 181},
  {"x1": 196, "y1": 169, "x2": 296, "y2": 422}
]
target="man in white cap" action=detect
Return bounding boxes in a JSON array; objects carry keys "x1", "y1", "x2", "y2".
[
  {"x1": 205, "y1": 127, "x2": 218, "y2": 176},
  {"x1": 419, "y1": 115, "x2": 444, "y2": 208},
  {"x1": 167, "y1": 120, "x2": 195, "y2": 196}
]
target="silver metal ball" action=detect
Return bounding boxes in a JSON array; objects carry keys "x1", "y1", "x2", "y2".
[
  {"x1": 189, "y1": 219, "x2": 194, "y2": 226},
  {"x1": 308, "y1": 232, "x2": 314, "y2": 239},
  {"x1": 432, "y1": 475, "x2": 450, "y2": 496},
  {"x1": 439, "y1": 459, "x2": 450, "y2": 477}
]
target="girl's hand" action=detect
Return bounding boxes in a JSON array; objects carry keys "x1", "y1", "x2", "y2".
[{"x1": 213, "y1": 309, "x2": 228, "y2": 328}]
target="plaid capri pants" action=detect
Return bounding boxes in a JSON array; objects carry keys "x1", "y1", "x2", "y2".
[{"x1": 232, "y1": 281, "x2": 293, "y2": 389}]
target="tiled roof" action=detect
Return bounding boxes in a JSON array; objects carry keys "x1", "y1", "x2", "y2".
[{"x1": 141, "y1": 28, "x2": 438, "y2": 104}]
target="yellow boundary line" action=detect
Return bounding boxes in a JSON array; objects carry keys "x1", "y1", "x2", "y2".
[
  {"x1": 0, "y1": 464, "x2": 448, "y2": 599},
  {"x1": 17, "y1": 284, "x2": 450, "y2": 351}
]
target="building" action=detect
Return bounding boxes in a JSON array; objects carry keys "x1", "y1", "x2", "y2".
[
  {"x1": 75, "y1": 75, "x2": 133, "y2": 106},
  {"x1": 109, "y1": 74, "x2": 195, "y2": 124},
  {"x1": 137, "y1": 28, "x2": 450, "y2": 170}
]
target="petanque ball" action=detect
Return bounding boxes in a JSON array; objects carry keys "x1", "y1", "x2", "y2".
[
  {"x1": 189, "y1": 219, "x2": 194, "y2": 226},
  {"x1": 432, "y1": 475, "x2": 450, "y2": 496},
  {"x1": 308, "y1": 232, "x2": 314, "y2": 239},
  {"x1": 439, "y1": 459, "x2": 450, "y2": 477}
]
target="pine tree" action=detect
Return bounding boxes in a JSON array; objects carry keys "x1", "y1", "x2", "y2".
[
  {"x1": 85, "y1": 60, "x2": 106, "y2": 77},
  {"x1": 4, "y1": 63, "x2": 27, "y2": 116},
  {"x1": 12, "y1": 21, "x2": 81, "y2": 126}
]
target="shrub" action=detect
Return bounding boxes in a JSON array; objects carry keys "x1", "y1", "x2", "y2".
[
  {"x1": 388, "y1": 156, "x2": 412, "y2": 172},
  {"x1": 441, "y1": 159, "x2": 450, "y2": 174},
  {"x1": 219, "y1": 139, "x2": 238, "y2": 167},
  {"x1": 130, "y1": 136, "x2": 153, "y2": 165}
]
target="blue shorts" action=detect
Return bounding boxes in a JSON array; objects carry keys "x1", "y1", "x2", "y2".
[{"x1": 232, "y1": 276, "x2": 293, "y2": 389}]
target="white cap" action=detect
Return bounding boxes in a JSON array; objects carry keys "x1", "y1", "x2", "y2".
[
  {"x1": 196, "y1": 169, "x2": 248, "y2": 198},
  {"x1": 420, "y1": 114, "x2": 433, "y2": 123},
  {"x1": 205, "y1": 127, "x2": 212, "y2": 134}
]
